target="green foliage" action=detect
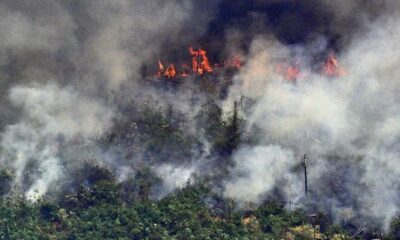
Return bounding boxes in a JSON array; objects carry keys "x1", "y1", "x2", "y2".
[
  {"x1": 0, "y1": 103, "x2": 377, "y2": 239},
  {"x1": 196, "y1": 100, "x2": 242, "y2": 163},
  {"x1": 385, "y1": 217, "x2": 400, "y2": 240},
  {"x1": 255, "y1": 201, "x2": 306, "y2": 238},
  {"x1": 0, "y1": 169, "x2": 12, "y2": 196},
  {"x1": 0, "y1": 196, "x2": 52, "y2": 239},
  {"x1": 220, "y1": 101, "x2": 241, "y2": 156},
  {"x1": 0, "y1": 183, "x2": 357, "y2": 239},
  {"x1": 129, "y1": 104, "x2": 198, "y2": 163},
  {"x1": 73, "y1": 166, "x2": 121, "y2": 208},
  {"x1": 1, "y1": 103, "x2": 394, "y2": 240},
  {"x1": 120, "y1": 167, "x2": 162, "y2": 203}
]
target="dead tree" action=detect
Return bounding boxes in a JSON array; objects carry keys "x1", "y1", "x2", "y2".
[{"x1": 303, "y1": 154, "x2": 309, "y2": 207}]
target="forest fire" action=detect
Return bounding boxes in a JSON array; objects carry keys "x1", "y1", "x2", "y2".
[
  {"x1": 163, "y1": 64, "x2": 176, "y2": 78},
  {"x1": 156, "y1": 60, "x2": 164, "y2": 78},
  {"x1": 3, "y1": 1, "x2": 399, "y2": 238},
  {"x1": 154, "y1": 47, "x2": 242, "y2": 79},
  {"x1": 275, "y1": 54, "x2": 346, "y2": 80},
  {"x1": 189, "y1": 47, "x2": 213, "y2": 74},
  {"x1": 322, "y1": 54, "x2": 347, "y2": 77},
  {"x1": 155, "y1": 47, "x2": 346, "y2": 81},
  {"x1": 276, "y1": 63, "x2": 301, "y2": 81}
]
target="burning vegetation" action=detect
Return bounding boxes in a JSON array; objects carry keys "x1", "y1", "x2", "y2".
[
  {"x1": 154, "y1": 47, "x2": 346, "y2": 81},
  {"x1": 155, "y1": 47, "x2": 242, "y2": 80},
  {"x1": 322, "y1": 54, "x2": 347, "y2": 77},
  {"x1": 275, "y1": 62, "x2": 301, "y2": 81},
  {"x1": 1, "y1": 0, "x2": 400, "y2": 239},
  {"x1": 189, "y1": 47, "x2": 214, "y2": 74}
]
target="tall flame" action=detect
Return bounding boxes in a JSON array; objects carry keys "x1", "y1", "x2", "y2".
[
  {"x1": 156, "y1": 60, "x2": 176, "y2": 78},
  {"x1": 164, "y1": 64, "x2": 176, "y2": 78},
  {"x1": 153, "y1": 47, "x2": 347, "y2": 81},
  {"x1": 276, "y1": 63, "x2": 300, "y2": 81},
  {"x1": 322, "y1": 54, "x2": 346, "y2": 77},
  {"x1": 154, "y1": 47, "x2": 244, "y2": 79},
  {"x1": 189, "y1": 47, "x2": 213, "y2": 75},
  {"x1": 158, "y1": 59, "x2": 164, "y2": 71},
  {"x1": 156, "y1": 59, "x2": 164, "y2": 77}
]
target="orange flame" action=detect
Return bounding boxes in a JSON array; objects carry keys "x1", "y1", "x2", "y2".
[
  {"x1": 156, "y1": 59, "x2": 164, "y2": 77},
  {"x1": 153, "y1": 47, "x2": 243, "y2": 79},
  {"x1": 158, "y1": 59, "x2": 164, "y2": 71},
  {"x1": 164, "y1": 64, "x2": 176, "y2": 78},
  {"x1": 189, "y1": 47, "x2": 213, "y2": 75},
  {"x1": 322, "y1": 54, "x2": 346, "y2": 77},
  {"x1": 276, "y1": 63, "x2": 300, "y2": 81}
]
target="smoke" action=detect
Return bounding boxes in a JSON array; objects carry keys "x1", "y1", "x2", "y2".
[
  {"x1": 154, "y1": 164, "x2": 197, "y2": 198},
  {"x1": 222, "y1": 6, "x2": 400, "y2": 229},
  {"x1": 0, "y1": 83, "x2": 114, "y2": 200},
  {"x1": 1, "y1": 0, "x2": 399, "y2": 232},
  {"x1": 76, "y1": 0, "x2": 210, "y2": 90},
  {"x1": 223, "y1": 145, "x2": 296, "y2": 203},
  {"x1": 0, "y1": 0, "x2": 219, "y2": 199}
]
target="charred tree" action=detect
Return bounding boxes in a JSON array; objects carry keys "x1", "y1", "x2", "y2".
[
  {"x1": 219, "y1": 100, "x2": 241, "y2": 157},
  {"x1": 303, "y1": 154, "x2": 310, "y2": 212}
]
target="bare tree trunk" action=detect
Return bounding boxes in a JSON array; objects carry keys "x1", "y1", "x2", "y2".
[{"x1": 303, "y1": 154, "x2": 309, "y2": 211}]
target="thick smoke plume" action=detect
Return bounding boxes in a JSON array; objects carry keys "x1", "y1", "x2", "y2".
[
  {"x1": 222, "y1": 4, "x2": 400, "y2": 229},
  {"x1": 0, "y1": 0, "x2": 219, "y2": 199},
  {"x1": 0, "y1": 0, "x2": 399, "y2": 232},
  {"x1": 1, "y1": 83, "x2": 114, "y2": 200}
]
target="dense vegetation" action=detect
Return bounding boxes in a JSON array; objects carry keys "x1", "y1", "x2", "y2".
[
  {"x1": 0, "y1": 171, "x2": 340, "y2": 239},
  {"x1": 1, "y1": 164, "x2": 400, "y2": 239},
  {"x1": 0, "y1": 93, "x2": 399, "y2": 239}
]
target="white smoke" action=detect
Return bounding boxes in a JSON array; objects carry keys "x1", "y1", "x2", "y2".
[
  {"x1": 0, "y1": 83, "x2": 114, "y2": 200},
  {"x1": 1, "y1": 0, "x2": 399, "y2": 231},
  {"x1": 223, "y1": 13, "x2": 400, "y2": 229},
  {"x1": 154, "y1": 163, "x2": 197, "y2": 198},
  {"x1": 0, "y1": 0, "x2": 219, "y2": 200},
  {"x1": 223, "y1": 145, "x2": 296, "y2": 203},
  {"x1": 82, "y1": 1, "x2": 195, "y2": 90}
]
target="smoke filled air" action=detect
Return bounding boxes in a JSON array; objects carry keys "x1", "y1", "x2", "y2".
[{"x1": 1, "y1": 0, "x2": 400, "y2": 238}]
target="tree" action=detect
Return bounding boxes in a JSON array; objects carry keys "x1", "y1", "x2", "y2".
[{"x1": 0, "y1": 169, "x2": 12, "y2": 196}]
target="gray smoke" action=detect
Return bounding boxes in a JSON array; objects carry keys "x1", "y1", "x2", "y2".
[
  {"x1": 222, "y1": 9, "x2": 400, "y2": 229},
  {"x1": 1, "y1": 83, "x2": 114, "y2": 200},
  {"x1": 0, "y1": 0, "x2": 219, "y2": 199},
  {"x1": 1, "y1": 0, "x2": 399, "y2": 231},
  {"x1": 223, "y1": 145, "x2": 296, "y2": 203}
]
